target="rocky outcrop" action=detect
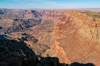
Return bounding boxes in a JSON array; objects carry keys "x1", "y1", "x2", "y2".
[
  {"x1": 52, "y1": 11, "x2": 100, "y2": 65},
  {"x1": 0, "y1": 9, "x2": 42, "y2": 34}
]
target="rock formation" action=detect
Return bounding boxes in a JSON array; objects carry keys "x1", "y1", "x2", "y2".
[{"x1": 0, "y1": 9, "x2": 100, "y2": 66}]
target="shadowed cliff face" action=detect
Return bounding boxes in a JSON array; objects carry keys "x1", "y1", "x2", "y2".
[
  {"x1": 0, "y1": 9, "x2": 100, "y2": 66},
  {"x1": 0, "y1": 35, "x2": 95, "y2": 66}
]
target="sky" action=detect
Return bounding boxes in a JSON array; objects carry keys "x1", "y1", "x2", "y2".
[{"x1": 0, "y1": 0, "x2": 100, "y2": 9}]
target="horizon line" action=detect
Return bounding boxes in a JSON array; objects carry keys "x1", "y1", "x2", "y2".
[{"x1": 0, "y1": 7, "x2": 100, "y2": 10}]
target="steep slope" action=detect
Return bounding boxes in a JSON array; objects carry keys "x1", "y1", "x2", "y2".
[
  {"x1": 52, "y1": 11, "x2": 100, "y2": 65},
  {"x1": 37, "y1": 10, "x2": 100, "y2": 65}
]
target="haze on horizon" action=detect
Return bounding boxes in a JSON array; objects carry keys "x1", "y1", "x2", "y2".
[{"x1": 0, "y1": 0, "x2": 100, "y2": 9}]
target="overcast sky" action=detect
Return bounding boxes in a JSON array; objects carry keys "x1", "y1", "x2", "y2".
[{"x1": 0, "y1": 0, "x2": 100, "y2": 9}]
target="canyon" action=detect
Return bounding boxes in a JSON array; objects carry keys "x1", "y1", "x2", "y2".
[{"x1": 0, "y1": 9, "x2": 100, "y2": 66}]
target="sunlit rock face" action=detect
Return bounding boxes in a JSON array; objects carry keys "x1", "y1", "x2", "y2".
[{"x1": 0, "y1": 9, "x2": 100, "y2": 66}]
